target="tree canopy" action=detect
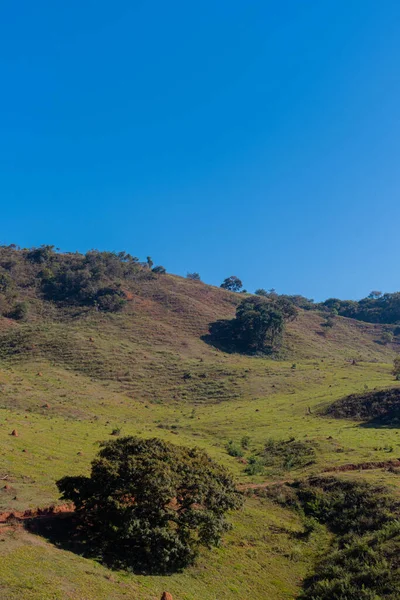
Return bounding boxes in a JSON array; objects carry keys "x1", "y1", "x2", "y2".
[
  {"x1": 207, "y1": 295, "x2": 297, "y2": 354},
  {"x1": 57, "y1": 436, "x2": 242, "y2": 573},
  {"x1": 234, "y1": 296, "x2": 296, "y2": 352},
  {"x1": 220, "y1": 276, "x2": 243, "y2": 292},
  {"x1": 187, "y1": 272, "x2": 201, "y2": 281}
]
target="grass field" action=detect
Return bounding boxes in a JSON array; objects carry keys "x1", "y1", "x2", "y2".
[{"x1": 1, "y1": 274, "x2": 399, "y2": 599}]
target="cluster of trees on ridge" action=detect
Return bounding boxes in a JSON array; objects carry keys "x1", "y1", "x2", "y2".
[
  {"x1": 1, "y1": 244, "x2": 400, "y2": 327},
  {"x1": 0, "y1": 244, "x2": 166, "y2": 318},
  {"x1": 219, "y1": 274, "x2": 400, "y2": 326}
]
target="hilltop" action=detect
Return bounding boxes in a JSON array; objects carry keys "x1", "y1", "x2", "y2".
[{"x1": 1, "y1": 245, "x2": 400, "y2": 599}]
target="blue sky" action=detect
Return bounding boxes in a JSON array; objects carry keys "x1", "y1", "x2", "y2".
[{"x1": 1, "y1": 1, "x2": 399, "y2": 301}]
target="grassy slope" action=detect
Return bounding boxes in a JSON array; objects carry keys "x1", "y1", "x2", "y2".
[{"x1": 0, "y1": 274, "x2": 398, "y2": 599}]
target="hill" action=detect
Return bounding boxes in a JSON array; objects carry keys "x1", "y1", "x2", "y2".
[{"x1": 1, "y1": 246, "x2": 400, "y2": 599}]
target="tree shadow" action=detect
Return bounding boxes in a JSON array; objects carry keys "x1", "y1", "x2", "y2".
[
  {"x1": 23, "y1": 512, "x2": 179, "y2": 575},
  {"x1": 201, "y1": 318, "x2": 274, "y2": 356},
  {"x1": 24, "y1": 512, "x2": 90, "y2": 558},
  {"x1": 200, "y1": 318, "x2": 239, "y2": 353},
  {"x1": 359, "y1": 413, "x2": 400, "y2": 429}
]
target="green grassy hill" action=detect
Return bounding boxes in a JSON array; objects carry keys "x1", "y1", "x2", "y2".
[{"x1": 1, "y1": 263, "x2": 400, "y2": 599}]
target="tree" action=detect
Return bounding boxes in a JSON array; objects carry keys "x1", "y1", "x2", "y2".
[
  {"x1": 57, "y1": 436, "x2": 242, "y2": 573},
  {"x1": 255, "y1": 288, "x2": 268, "y2": 296},
  {"x1": 220, "y1": 276, "x2": 243, "y2": 292},
  {"x1": 152, "y1": 265, "x2": 166, "y2": 274},
  {"x1": 146, "y1": 256, "x2": 153, "y2": 269},
  {"x1": 381, "y1": 331, "x2": 394, "y2": 345},
  {"x1": 26, "y1": 245, "x2": 55, "y2": 264},
  {"x1": 0, "y1": 271, "x2": 12, "y2": 293},
  {"x1": 187, "y1": 272, "x2": 201, "y2": 281},
  {"x1": 368, "y1": 290, "x2": 383, "y2": 299},
  {"x1": 393, "y1": 356, "x2": 400, "y2": 379},
  {"x1": 234, "y1": 296, "x2": 287, "y2": 352}
]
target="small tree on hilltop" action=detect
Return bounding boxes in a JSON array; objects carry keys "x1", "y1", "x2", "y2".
[
  {"x1": 152, "y1": 265, "x2": 166, "y2": 274},
  {"x1": 187, "y1": 272, "x2": 201, "y2": 281},
  {"x1": 146, "y1": 256, "x2": 153, "y2": 269},
  {"x1": 220, "y1": 276, "x2": 243, "y2": 292},
  {"x1": 57, "y1": 436, "x2": 242, "y2": 573},
  {"x1": 368, "y1": 290, "x2": 383, "y2": 300}
]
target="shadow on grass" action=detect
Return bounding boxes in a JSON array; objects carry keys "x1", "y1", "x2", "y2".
[
  {"x1": 23, "y1": 513, "x2": 178, "y2": 575},
  {"x1": 24, "y1": 512, "x2": 90, "y2": 558},
  {"x1": 359, "y1": 414, "x2": 400, "y2": 429},
  {"x1": 201, "y1": 318, "x2": 274, "y2": 356},
  {"x1": 201, "y1": 318, "x2": 238, "y2": 353}
]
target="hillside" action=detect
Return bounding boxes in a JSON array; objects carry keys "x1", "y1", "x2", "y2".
[{"x1": 1, "y1": 250, "x2": 400, "y2": 599}]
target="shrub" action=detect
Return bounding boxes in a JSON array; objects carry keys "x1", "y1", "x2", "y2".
[
  {"x1": 26, "y1": 245, "x2": 55, "y2": 264},
  {"x1": 381, "y1": 331, "x2": 394, "y2": 345},
  {"x1": 241, "y1": 435, "x2": 250, "y2": 449},
  {"x1": 226, "y1": 440, "x2": 244, "y2": 457},
  {"x1": 57, "y1": 436, "x2": 242, "y2": 573},
  {"x1": 7, "y1": 301, "x2": 29, "y2": 321},
  {"x1": 265, "y1": 477, "x2": 400, "y2": 599},
  {"x1": 95, "y1": 287, "x2": 127, "y2": 312},
  {"x1": 245, "y1": 455, "x2": 264, "y2": 476},
  {"x1": 393, "y1": 357, "x2": 400, "y2": 379},
  {"x1": 187, "y1": 272, "x2": 201, "y2": 281},
  {"x1": 257, "y1": 438, "x2": 316, "y2": 471},
  {"x1": 152, "y1": 265, "x2": 166, "y2": 274},
  {"x1": 0, "y1": 271, "x2": 13, "y2": 293}
]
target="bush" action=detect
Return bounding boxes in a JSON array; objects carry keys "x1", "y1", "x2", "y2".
[
  {"x1": 245, "y1": 455, "x2": 264, "y2": 476},
  {"x1": 7, "y1": 301, "x2": 29, "y2": 321},
  {"x1": 393, "y1": 357, "x2": 400, "y2": 379},
  {"x1": 187, "y1": 272, "x2": 201, "y2": 281},
  {"x1": 241, "y1": 435, "x2": 250, "y2": 449},
  {"x1": 152, "y1": 265, "x2": 166, "y2": 274},
  {"x1": 57, "y1": 436, "x2": 242, "y2": 573},
  {"x1": 254, "y1": 438, "x2": 316, "y2": 472},
  {"x1": 381, "y1": 331, "x2": 394, "y2": 345},
  {"x1": 0, "y1": 271, "x2": 13, "y2": 293},
  {"x1": 264, "y1": 477, "x2": 400, "y2": 599},
  {"x1": 95, "y1": 287, "x2": 127, "y2": 312},
  {"x1": 226, "y1": 440, "x2": 244, "y2": 457}
]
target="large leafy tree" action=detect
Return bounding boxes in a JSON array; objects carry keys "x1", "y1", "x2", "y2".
[
  {"x1": 235, "y1": 296, "x2": 287, "y2": 352},
  {"x1": 220, "y1": 275, "x2": 243, "y2": 292},
  {"x1": 57, "y1": 437, "x2": 242, "y2": 573}
]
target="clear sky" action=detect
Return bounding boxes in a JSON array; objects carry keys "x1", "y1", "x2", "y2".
[{"x1": 1, "y1": 1, "x2": 399, "y2": 301}]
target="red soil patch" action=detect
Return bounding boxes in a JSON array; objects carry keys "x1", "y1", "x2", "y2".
[{"x1": 0, "y1": 503, "x2": 73, "y2": 525}]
